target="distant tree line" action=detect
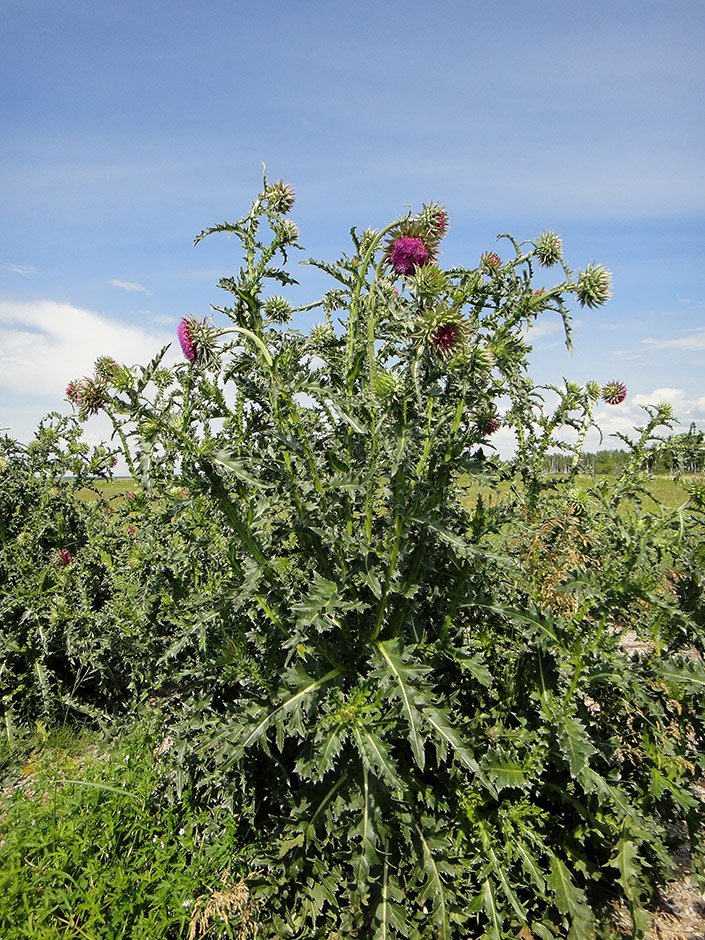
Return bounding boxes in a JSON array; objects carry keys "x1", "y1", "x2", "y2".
[{"x1": 542, "y1": 425, "x2": 705, "y2": 476}]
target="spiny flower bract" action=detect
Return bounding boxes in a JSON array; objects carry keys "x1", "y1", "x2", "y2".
[
  {"x1": 576, "y1": 263, "x2": 612, "y2": 309},
  {"x1": 601, "y1": 381, "x2": 627, "y2": 405},
  {"x1": 264, "y1": 179, "x2": 296, "y2": 214},
  {"x1": 534, "y1": 230, "x2": 563, "y2": 267},
  {"x1": 264, "y1": 296, "x2": 293, "y2": 325}
]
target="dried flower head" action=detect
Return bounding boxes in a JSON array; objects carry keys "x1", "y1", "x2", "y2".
[
  {"x1": 264, "y1": 295, "x2": 293, "y2": 325},
  {"x1": 264, "y1": 179, "x2": 296, "y2": 214},
  {"x1": 576, "y1": 263, "x2": 612, "y2": 308},
  {"x1": 534, "y1": 230, "x2": 563, "y2": 267},
  {"x1": 601, "y1": 381, "x2": 627, "y2": 405}
]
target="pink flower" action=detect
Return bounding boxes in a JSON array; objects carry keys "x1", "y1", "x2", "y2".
[
  {"x1": 177, "y1": 319, "x2": 197, "y2": 362},
  {"x1": 55, "y1": 548, "x2": 72, "y2": 567},
  {"x1": 389, "y1": 236, "x2": 430, "y2": 276}
]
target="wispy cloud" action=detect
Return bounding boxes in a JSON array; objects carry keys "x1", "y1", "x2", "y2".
[
  {"x1": 642, "y1": 328, "x2": 705, "y2": 351},
  {"x1": 2, "y1": 263, "x2": 37, "y2": 277},
  {"x1": 110, "y1": 278, "x2": 152, "y2": 295}
]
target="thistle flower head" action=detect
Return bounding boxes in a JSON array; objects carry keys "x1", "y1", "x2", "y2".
[
  {"x1": 467, "y1": 344, "x2": 496, "y2": 375},
  {"x1": 384, "y1": 216, "x2": 441, "y2": 277},
  {"x1": 418, "y1": 202, "x2": 449, "y2": 239},
  {"x1": 415, "y1": 308, "x2": 469, "y2": 360},
  {"x1": 601, "y1": 380, "x2": 627, "y2": 405},
  {"x1": 374, "y1": 371, "x2": 400, "y2": 400},
  {"x1": 264, "y1": 179, "x2": 296, "y2": 214},
  {"x1": 264, "y1": 295, "x2": 293, "y2": 325},
  {"x1": 308, "y1": 323, "x2": 337, "y2": 351},
  {"x1": 94, "y1": 356, "x2": 119, "y2": 382},
  {"x1": 476, "y1": 413, "x2": 501, "y2": 436},
  {"x1": 178, "y1": 319, "x2": 197, "y2": 362},
  {"x1": 274, "y1": 219, "x2": 300, "y2": 245},
  {"x1": 534, "y1": 230, "x2": 563, "y2": 267},
  {"x1": 77, "y1": 377, "x2": 108, "y2": 416},
  {"x1": 66, "y1": 380, "x2": 82, "y2": 403},
  {"x1": 389, "y1": 235, "x2": 430, "y2": 276},
  {"x1": 177, "y1": 317, "x2": 219, "y2": 367},
  {"x1": 586, "y1": 380, "x2": 602, "y2": 401},
  {"x1": 55, "y1": 548, "x2": 72, "y2": 567},
  {"x1": 480, "y1": 251, "x2": 502, "y2": 274},
  {"x1": 576, "y1": 263, "x2": 612, "y2": 309}
]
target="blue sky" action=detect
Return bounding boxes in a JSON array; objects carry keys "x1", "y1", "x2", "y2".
[{"x1": 1, "y1": 0, "x2": 703, "y2": 457}]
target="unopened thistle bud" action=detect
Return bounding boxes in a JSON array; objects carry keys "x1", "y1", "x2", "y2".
[
  {"x1": 586, "y1": 380, "x2": 602, "y2": 401},
  {"x1": 480, "y1": 251, "x2": 502, "y2": 274},
  {"x1": 264, "y1": 179, "x2": 296, "y2": 214},
  {"x1": 418, "y1": 202, "x2": 449, "y2": 239},
  {"x1": 264, "y1": 295, "x2": 293, "y2": 325},
  {"x1": 308, "y1": 323, "x2": 337, "y2": 351},
  {"x1": 601, "y1": 381, "x2": 627, "y2": 405},
  {"x1": 467, "y1": 344, "x2": 495, "y2": 374},
  {"x1": 94, "y1": 356, "x2": 119, "y2": 381},
  {"x1": 576, "y1": 263, "x2": 612, "y2": 309},
  {"x1": 66, "y1": 380, "x2": 82, "y2": 404},
  {"x1": 275, "y1": 219, "x2": 300, "y2": 245},
  {"x1": 55, "y1": 548, "x2": 72, "y2": 567},
  {"x1": 534, "y1": 231, "x2": 563, "y2": 267},
  {"x1": 152, "y1": 367, "x2": 173, "y2": 390},
  {"x1": 374, "y1": 371, "x2": 399, "y2": 400}
]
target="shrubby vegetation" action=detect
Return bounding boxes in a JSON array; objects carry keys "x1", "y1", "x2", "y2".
[{"x1": 1, "y1": 173, "x2": 704, "y2": 939}]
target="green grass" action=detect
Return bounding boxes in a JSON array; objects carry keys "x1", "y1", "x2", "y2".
[
  {"x1": 458, "y1": 473, "x2": 694, "y2": 512},
  {"x1": 0, "y1": 721, "x2": 252, "y2": 940}
]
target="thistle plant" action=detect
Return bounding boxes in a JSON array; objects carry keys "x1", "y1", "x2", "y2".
[{"x1": 79, "y1": 173, "x2": 704, "y2": 939}]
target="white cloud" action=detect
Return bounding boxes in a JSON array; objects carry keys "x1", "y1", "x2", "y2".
[
  {"x1": 642, "y1": 328, "x2": 705, "y2": 351},
  {"x1": 2, "y1": 263, "x2": 37, "y2": 277},
  {"x1": 0, "y1": 299, "x2": 174, "y2": 403},
  {"x1": 632, "y1": 387, "x2": 687, "y2": 410},
  {"x1": 110, "y1": 278, "x2": 152, "y2": 294}
]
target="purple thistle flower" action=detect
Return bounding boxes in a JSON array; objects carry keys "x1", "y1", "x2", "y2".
[
  {"x1": 177, "y1": 319, "x2": 197, "y2": 362},
  {"x1": 55, "y1": 548, "x2": 72, "y2": 567},
  {"x1": 389, "y1": 236, "x2": 430, "y2": 276},
  {"x1": 602, "y1": 381, "x2": 627, "y2": 405},
  {"x1": 431, "y1": 322, "x2": 464, "y2": 358}
]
